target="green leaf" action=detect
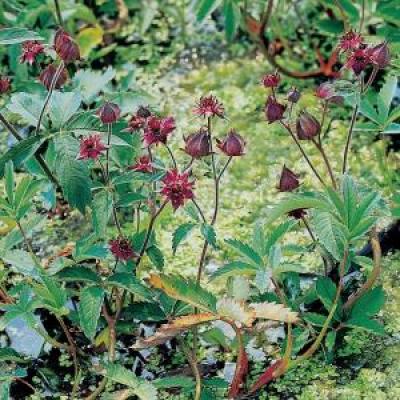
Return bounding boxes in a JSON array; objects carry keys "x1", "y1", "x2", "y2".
[
  {"x1": 117, "y1": 191, "x2": 147, "y2": 207},
  {"x1": 149, "y1": 274, "x2": 217, "y2": 313},
  {"x1": 106, "y1": 273, "x2": 153, "y2": 300},
  {"x1": 92, "y1": 191, "x2": 112, "y2": 237},
  {"x1": 0, "y1": 348, "x2": 27, "y2": 363},
  {"x1": 49, "y1": 92, "x2": 82, "y2": 129},
  {"x1": 346, "y1": 316, "x2": 385, "y2": 335},
  {"x1": 146, "y1": 245, "x2": 164, "y2": 270},
  {"x1": 104, "y1": 363, "x2": 157, "y2": 400},
  {"x1": 303, "y1": 312, "x2": 330, "y2": 327},
  {"x1": 0, "y1": 136, "x2": 44, "y2": 177},
  {"x1": 223, "y1": 0, "x2": 240, "y2": 41},
  {"x1": 172, "y1": 223, "x2": 197, "y2": 254},
  {"x1": 55, "y1": 137, "x2": 92, "y2": 214},
  {"x1": 311, "y1": 210, "x2": 347, "y2": 260},
  {"x1": 225, "y1": 238, "x2": 262, "y2": 266},
  {"x1": 196, "y1": 0, "x2": 222, "y2": 23},
  {"x1": 379, "y1": 75, "x2": 397, "y2": 111},
  {"x1": 79, "y1": 286, "x2": 104, "y2": 340},
  {"x1": 0, "y1": 28, "x2": 43, "y2": 45},
  {"x1": 210, "y1": 261, "x2": 258, "y2": 281},
  {"x1": 201, "y1": 224, "x2": 217, "y2": 249},
  {"x1": 57, "y1": 266, "x2": 101, "y2": 284},
  {"x1": 265, "y1": 220, "x2": 297, "y2": 256},
  {"x1": 33, "y1": 275, "x2": 68, "y2": 315},
  {"x1": 4, "y1": 162, "x2": 14, "y2": 205},
  {"x1": 350, "y1": 286, "x2": 385, "y2": 318},
  {"x1": 316, "y1": 277, "x2": 339, "y2": 314},
  {"x1": 7, "y1": 93, "x2": 46, "y2": 127},
  {"x1": 154, "y1": 376, "x2": 195, "y2": 389},
  {"x1": 325, "y1": 330, "x2": 336, "y2": 352},
  {"x1": 265, "y1": 195, "x2": 330, "y2": 225}
]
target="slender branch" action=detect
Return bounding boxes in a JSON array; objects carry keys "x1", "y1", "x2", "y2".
[
  {"x1": 280, "y1": 121, "x2": 326, "y2": 187},
  {"x1": 105, "y1": 123, "x2": 112, "y2": 179},
  {"x1": 0, "y1": 112, "x2": 60, "y2": 186},
  {"x1": 54, "y1": 0, "x2": 64, "y2": 27},
  {"x1": 191, "y1": 198, "x2": 207, "y2": 224},
  {"x1": 358, "y1": 0, "x2": 365, "y2": 33},
  {"x1": 36, "y1": 61, "x2": 65, "y2": 136},
  {"x1": 312, "y1": 139, "x2": 337, "y2": 189},
  {"x1": 342, "y1": 104, "x2": 359, "y2": 174},
  {"x1": 343, "y1": 228, "x2": 381, "y2": 311},
  {"x1": 165, "y1": 144, "x2": 177, "y2": 169}
]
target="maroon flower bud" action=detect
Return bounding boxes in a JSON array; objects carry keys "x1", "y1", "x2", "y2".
[
  {"x1": 97, "y1": 102, "x2": 121, "y2": 124},
  {"x1": 193, "y1": 95, "x2": 224, "y2": 119},
  {"x1": 278, "y1": 165, "x2": 300, "y2": 192},
  {"x1": 184, "y1": 128, "x2": 211, "y2": 159},
  {"x1": 161, "y1": 169, "x2": 195, "y2": 210},
  {"x1": 125, "y1": 115, "x2": 146, "y2": 132},
  {"x1": 216, "y1": 129, "x2": 246, "y2": 157},
  {"x1": 339, "y1": 31, "x2": 363, "y2": 52},
  {"x1": 287, "y1": 88, "x2": 301, "y2": 103},
  {"x1": 265, "y1": 96, "x2": 286, "y2": 123},
  {"x1": 315, "y1": 83, "x2": 343, "y2": 105},
  {"x1": 77, "y1": 134, "x2": 108, "y2": 160},
  {"x1": 261, "y1": 73, "x2": 280, "y2": 88},
  {"x1": 109, "y1": 237, "x2": 136, "y2": 261},
  {"x1": 296, "y1": 111, "x2": 321, "y2": 140},
  {"x1": 54, "y1": 28, "x2": 80, "y2": 63},
  {"x1": 0, "y1": 77, "x2": 11, "y2": 94},
  {"x1": 20, "y1": 41, "x2": 44, "y2": 65},
  {"x1": 128, "y1": 156, "x2": 153, "y2": 173},
  {"x1": 288, "y1": 208, "x2": 307, "y2": 220},
  {"x1": 39, "y1": 64, "x2": 68, "y2": 90},
  {"x1": 369, "y1": 42, "x2": 390, "y2": 69}
]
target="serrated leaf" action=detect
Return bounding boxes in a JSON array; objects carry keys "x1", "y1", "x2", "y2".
[
  {"x1": 346, "y1": 316, "x2": 385, "y2": 335},
  {"x1": 117, "y1": 191, "x2": 147, "y2": 207},
  {"x1": 146, "y1": 246, "x2": 164, "y2": 270},
  {"x1": 103, "y1": 363, "x2": 157, "y2": 400},
  {"x1": 196, "y1": 0, "x2": 222, "y2": 23},
  {"x1": 0, "y1": 28, "x2": 43, "y2": 45},
  {"x1": 325, "y1": 330, "x2": 336, "y2": 352},
  {"x1": 92, "y1": 191, "x2": 112, "y2": 237},
  {"x1": 132, "y1": 313, "x2": 217, "y2": 349},
  {"x1": 201, "y1": 224, "x2": 217, "y2": 249},
  {"x1": 79, "y1": 286, "x2": 104, "y2": 340},
  {"x1": 106, "y1": 273, "x2": 153, "y2": 300},
  {"x1": 57, "y1": 266, "x2": 101, "y2": 284},
  {"x1": 172, "y1": 223, "x2": 197, "y2": 254},
  {"x1": 350, "y1": 286, "x2": 385, "y2": 318},
  {"x1": 210, "y1": 261, "x2": 258, "y2": 281},
  {"x1": 250, "y1": 302, "x2": 298, "y2": 323},
  {"x1": 216, "y1": 297, "x2": 254, "y2": 326},
  {"x1": 265, "y1": 220, "x2": 297, "y2": 256},
  {"x1": 33, "y1": 275, "x2": 68, "y2": 315},
  {"x1": 303, "y1": 312, "x2": 329, "y2": 327},
  {"x1": 7, "y1": 93, "x2": 45, "y2": 127},
  {"x1": 379, "y1": 75, "x2": 397, "y2": 110},
  {"x1": 225, "y1": 238, "x2": 262, "y2": 266},
  {"x1": 149, "y1": 274, "x2": 217, "y2": 312},
  {"x1": 223, "y1": 0, "x2": 240, "y2": 41},
  {"x1": 154, "y1": 376, "x2": 195, "y2": 389},
  {"x1": 315, "y1": 277, "x2": 342, "y2": 320},
  {"x1": 49, "y1": 92, "x2": 82, "y2": 129},
  {"x1": 0, "y1": 136, "x2": 44, "y2": 177}
]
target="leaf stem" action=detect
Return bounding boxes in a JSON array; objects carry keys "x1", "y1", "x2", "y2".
[{"x1": 54, "y1": 0, "x2": 64, "y2": 27}]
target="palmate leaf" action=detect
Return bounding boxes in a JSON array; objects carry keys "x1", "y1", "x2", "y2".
[
  {"x1": 149, "y1": 274, "x2": 217, "y2": 313},
  {"x1": 103, "y1": 363, "x2": 157, "y2": 400},
  {"x1": 107, "y1": 273, "x2": 153, "y2": 301},
  {"x1": 201, "y1": 223, "x2": 217, "y2": 249},
  {"x1": 225, "y1": 238, "x2": 263, "y2": 266},
  {"x1": 132, "y1": 313, "x2": 217, "y2": 349},
  {"x1": 265, "y1": 220, "x2": 297, "y2": 256},
  {"x1": 210, "y1": 261, "x2": 258, "y2": 281}
]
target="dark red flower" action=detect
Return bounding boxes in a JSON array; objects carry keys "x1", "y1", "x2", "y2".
[
  {"x1": 345, "y1": 48, "x2": 372, "y2": 75},
  {"x1": 369, "y1": 42, "x2": 390, "y2": 69},
  {"x1": 193, "y1": 95, "x2": 224, "y2": 119},
  {"x1": 109, "y1": 237, "x2": 136, "y2": 261},
  {"x1": 54, "y1": 28, "x2": 80, "y2": 63},
  {"x1": 288, "y1": 208, "x2": 307, "y2": 220},
  {"x1": 128, "y1": 156, "x2": 153, "y2": 173},
  {"x1": 143, "y1": 116, "x2": 176, "y2": 146},
  {"x1": 296, "y1": 111, "x2": 321, "y2": 140},
  {"x1": 216, "y1": 130, "x2": 246, "y2": 157},
  {"x1": 20, "y1": 41, "x2": 44, "y2": 65},
  {"x1": 136, "y1": 106, "x2": 152, "y2": 118},
  {"x1": 0, "y1": 77, "x2": 11, "y2": 94},
  {"x1": 339, "y1": 31, "x2": 363, "y2": 52},
  {"x1": 315, "y1": 83, "x2": 343, "y2": 104},
  {"x1": 97, "y1": 102, "x2": 121, "y2": 124},
  {"x1": 262, "y1": 73, "x2": 280, "y2": 88},
  {"x1": 288, "y1": 88, "x2": 301, "y2": 103},
  {"x1": 278, "y1": 165, "x2": 300, "y2": 192},
  {"x1": 183, "y1": 128, "x2": 211, "y2": 158},
  {"x1": 265, "y1": 96, "x2": 286, "y2": 123},
  {"x1": 161, "y1": 169, "x2": 195, "y2": 210},
  {"x1": 126, "y1": 115, "x2": 146, "y2": 132},
  {"x1": 39, "y1": 64, "x2": 68, "y2": 89},
  {"x1": 77, "y1": 134, "x2": 108, "y2": 160}
]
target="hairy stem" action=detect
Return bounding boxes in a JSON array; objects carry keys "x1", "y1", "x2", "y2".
[
  {"x1": 312, "y1": 139, "x2": 337, "y2": 189},
  {"x1": 342, "y1": 104, "x2": 359, "y2": 174}
]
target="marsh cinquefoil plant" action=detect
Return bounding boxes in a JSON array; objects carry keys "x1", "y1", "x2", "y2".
[{"x1": 0, "y1": 14, "x2": 393, "y2": 400}]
